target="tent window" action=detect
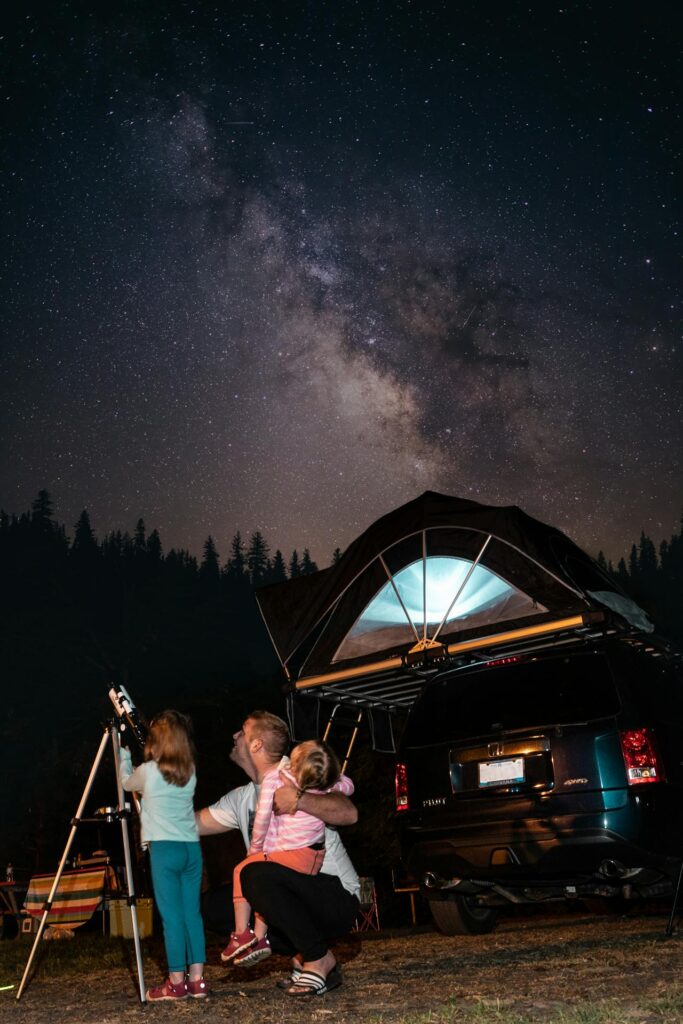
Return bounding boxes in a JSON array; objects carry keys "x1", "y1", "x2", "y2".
[{"x1": 333, "y1": 556, "x2": 546, "y2": 663}]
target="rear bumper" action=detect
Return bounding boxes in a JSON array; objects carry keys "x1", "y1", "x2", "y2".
[{"x1": 401, "y1": 802, "x2": 682, "y2": 897}]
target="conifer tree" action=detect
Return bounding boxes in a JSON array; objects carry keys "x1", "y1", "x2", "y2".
[
  {"x1": 247, "y1": 531, "x2": 269, "y2": 586},
  {"x1": 638, "y1": 531, "x2": 658, "y2": 583},
  {"x1": 628, "y1": 543, "x2": 639, "y2": 581},
  {"x1": 134, "y1": 518, "x2": 146, "y2": 551},
  {"x1": 71, "y1": 510, "x2": 97, "y2": 557},
  {"x1": 301, "y1": 548, "x2": 318, "y2": 575},
  {"x1": 31, "y1": 489, "x2": 54, "y2": 524},
  {"x1": 147, "y1": 529, "x2": 163, "y2": 562},
  {"x1": 268, "y1": 549, "x2": 287, "y2": 583},
  {"x1": 289, "y1": 549, "x2": 301, "y2": 579},
  {"x1": 331, "y1": 547, "x2": 342, "y2": 565},
  {"x1": 200, "y1": 536, "x2": 221, "y2": 590},
  {"x1": 225, "y1": 531, "x2": 247, "y2": 580},
  {"x1": 616, "y1": 557, "x2": 629, "y2": 589}
]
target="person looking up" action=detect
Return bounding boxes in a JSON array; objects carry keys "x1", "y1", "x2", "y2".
[
  {"x1": 196, "y1": 710, "x2": 360, "y2": 996},
  {"x1": 222, "y1": 738, "x2": 354, "y2": 966},
  {"x1": 120, "y1": 710, "x2": 207, "y2": 1001}
]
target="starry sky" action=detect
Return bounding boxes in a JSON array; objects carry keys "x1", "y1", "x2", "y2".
[{"x1": 1, "y1": 2, "x2": 680, "y2": 565}]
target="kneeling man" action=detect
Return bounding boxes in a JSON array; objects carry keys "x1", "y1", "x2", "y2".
[{"x1": 196, "y1": 710, "x2": 360, "y2": 995}]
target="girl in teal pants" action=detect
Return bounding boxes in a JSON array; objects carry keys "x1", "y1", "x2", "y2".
[{"x1": 121, "y1": 710, "x2": 207, "y2": 1001}]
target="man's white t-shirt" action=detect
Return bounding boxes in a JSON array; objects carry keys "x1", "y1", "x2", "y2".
[{"x1": 208, "y1": 775, "x2": 361, "y2": 900}]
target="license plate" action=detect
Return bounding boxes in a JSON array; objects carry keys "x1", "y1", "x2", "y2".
[{"x1": 478, "y1": 757, "x2": 525, "y2": 787}]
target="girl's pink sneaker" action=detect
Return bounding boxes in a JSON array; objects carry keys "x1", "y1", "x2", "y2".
[
  {"x1": 146, "y1": 978, "x2": 188, "y2": 1001},
  {"x1": 234, "y1": 935, "x2": 272, "y2": 966},
  {"x1": 187, "y1": 977, "x2": 209, "y2": 998},
  {"x1": 220, "y1": 927, "x2": 257, "y2": 963}
]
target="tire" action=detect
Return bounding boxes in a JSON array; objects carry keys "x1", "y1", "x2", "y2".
[{"x1": 429, "y1": 896, "x2": 498, "y2": 935}]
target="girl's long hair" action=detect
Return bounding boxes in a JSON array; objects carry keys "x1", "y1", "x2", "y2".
[{"x1": 144, "y1": 710, "x2": 195, "y2": 787}]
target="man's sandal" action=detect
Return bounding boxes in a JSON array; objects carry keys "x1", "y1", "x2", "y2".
[
  {"x1": 284, "y1": 965, "x2": 342, "y2": 997},
  {"x1": 275, "y1": 967, "x2": 302, "y2": 990}
]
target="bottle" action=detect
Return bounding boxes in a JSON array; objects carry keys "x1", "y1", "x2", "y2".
[{"x1": 5, "y1": 862, "x2": 13, "y2": 883}]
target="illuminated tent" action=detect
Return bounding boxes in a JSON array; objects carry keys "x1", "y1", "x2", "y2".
[{"x1": 256, "y1": 491, "x2": 650, "y2": 727}]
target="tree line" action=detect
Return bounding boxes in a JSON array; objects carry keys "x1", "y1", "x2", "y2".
[{"x1": 596, "y1": 518, "x2": 683, "y2": 647}]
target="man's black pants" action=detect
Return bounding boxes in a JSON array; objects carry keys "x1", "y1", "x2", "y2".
[{"x1": 239, "y1": 862, "x2": 359, "y2": 962}]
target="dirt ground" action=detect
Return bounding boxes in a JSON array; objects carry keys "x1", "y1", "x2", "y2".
[{"x1": 4, "y1": 907, "x2": 683, "y2": 1024}]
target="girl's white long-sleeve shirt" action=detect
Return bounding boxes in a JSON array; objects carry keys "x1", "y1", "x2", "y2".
[{"x1": 119, "y1": 749, "x2": 198, "y2": 844}]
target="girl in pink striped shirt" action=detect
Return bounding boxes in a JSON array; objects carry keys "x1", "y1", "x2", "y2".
[{"x1": 220, "y1": 739, "x2": 354, "y2": 966}]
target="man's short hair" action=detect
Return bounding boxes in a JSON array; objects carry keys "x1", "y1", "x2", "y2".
[{"x1": 247, "y1": 710, "x2": 290, "y2": 761}]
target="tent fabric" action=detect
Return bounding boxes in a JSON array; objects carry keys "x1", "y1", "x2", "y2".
[{"x1": 256, "y1": 491, "x2": 635, "y2": 683}]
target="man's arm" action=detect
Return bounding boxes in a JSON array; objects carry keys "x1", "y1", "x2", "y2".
[
  {"x1": 273, "y1": 785, "x2": 358, "y2": 826},
  {"x1": 195, "y1": 807, "x2": 231, "y2": 836}
]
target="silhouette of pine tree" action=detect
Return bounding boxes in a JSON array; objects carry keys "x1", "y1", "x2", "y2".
[
  {"x1": 267, "y1": 549, "x2": 287, "y2": 583},
  {"x1": 638, "y1": 531, "x2": 658, "y2": 580},
  {"x1": 616, "y1": 558, "x2": 629, "y2": 588},
  {"x1": 247, "y1": 531, "x2": 269, "y2": 587},
  {"x1": 300, "y1": 548, "x2": 318, "y2": 575},
  {"x1": 200, "y1": 536, "x2": 221, "y2": 592},
  {"x1": 31, "y1": 489, "x2": 54, "y2": 525},
  {"x1": 71, "y1": 510, "x2": 98, "y2": 558},
  {"x1": 331, "y1": 547, "x2": 342, "y2": 565},
  {"x1": 628, "y1": 543, "x2": 639, "y2": 581},
  {"x1": 147, "y1": 529, "x2": 163, "y2": 562},
  {"x1": 224, "y1": 532, "x2": 247, "y2": 581},
  {"x1": 134, "y1": 517, "x2": 146, "y2": 552},
  {"x1": 289, "y1": 549, "x2": 301, "y2": 579}
]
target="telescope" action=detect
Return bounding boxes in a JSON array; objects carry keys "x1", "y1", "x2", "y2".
[
  {"x1": 18, "y1": 684, "x2": 150, "y2": 1003},
  {"x1": 108, "y1": 684, "x2": 147, "y2": 747}
]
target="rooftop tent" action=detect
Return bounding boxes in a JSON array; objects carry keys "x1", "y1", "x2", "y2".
[{"x1": 256, "y1": 491, "x2": 650, "y2": 718}]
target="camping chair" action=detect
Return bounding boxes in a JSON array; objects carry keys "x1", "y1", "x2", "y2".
[
  {"x1": 23, "y1": 867, "x2": 108, "y2": 935},
  {"x1": 391, "y1": 867, "x2": 419, "y2": 925},
  {"x1": 353, "y1": 876, "x2": 380, "y2": 932}
]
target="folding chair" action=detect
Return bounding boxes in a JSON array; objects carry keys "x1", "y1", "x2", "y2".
[{"x1": 353, "y1": 876, "x2": 380, "y2": 931}]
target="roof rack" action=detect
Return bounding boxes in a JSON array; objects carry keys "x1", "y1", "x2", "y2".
[{"x1": 294, "y1": 611, "x2": 612, "y2": 715}]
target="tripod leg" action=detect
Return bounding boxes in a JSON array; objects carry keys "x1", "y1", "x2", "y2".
[
  {"x1": 111, "y1": 727, "x2": 147, "y2": 1004},
  {"x1": 16, "y1": 727, "x2": 112, "y2": 1001},
  {"x1": 666, "y1": 859, "x2": 683, "y2": 936}
]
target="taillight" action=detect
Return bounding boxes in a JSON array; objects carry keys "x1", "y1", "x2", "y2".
[
  {"x1": 395, "y1": 762, "x2": 409, "y2": 812},
  {"x1": 620, "y1": 728, "x2": 664, "y2": 785},
  {"x1": 485, "y1": 655, "x2": 522, "y2": 669}
]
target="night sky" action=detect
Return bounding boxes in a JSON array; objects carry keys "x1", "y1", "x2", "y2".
[{"x1": 2, "y1": 2, "x2": 680, "y2": 565}]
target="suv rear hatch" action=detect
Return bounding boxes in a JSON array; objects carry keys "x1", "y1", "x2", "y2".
[{"x1": 400, "y1": 651, "x2": 627, "y2": 864}]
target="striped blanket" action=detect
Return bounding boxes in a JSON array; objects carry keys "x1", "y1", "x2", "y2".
[{"x1": 24, "y1": 868, "x2": 106, "y2": 930}]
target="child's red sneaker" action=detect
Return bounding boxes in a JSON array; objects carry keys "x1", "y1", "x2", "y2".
[
  {"x1": 234, "y1": 935, "x2": 272, "y2": 966},
  {"x1": 187, "y1": 977, "x2": 209, "y2": 998},
  {"x1": 146, "y1": 978, "x2": 188, "y2": 1001},
  {"x1": 220, "y1": 927, "x2": 257, "y2": 963}
]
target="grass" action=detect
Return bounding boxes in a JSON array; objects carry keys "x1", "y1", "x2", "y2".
[
  {"x1": 365, "y1": 990, "x2": 683, "y2": 1024},
  {"x1": 4, "y1": 925, "x2": 683, "y2": 1024},
  {"x1": 0, "y1": 932, "x2": 160, "y2": 978}
]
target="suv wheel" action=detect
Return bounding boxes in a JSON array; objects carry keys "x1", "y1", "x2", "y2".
[{"x1": 429, "y1": 896, "x2": 498, "y2": 935}]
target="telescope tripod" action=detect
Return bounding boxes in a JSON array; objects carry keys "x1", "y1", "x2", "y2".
[{"x1": 17, "y1": 721, "x2": 147, "y2": 1003}]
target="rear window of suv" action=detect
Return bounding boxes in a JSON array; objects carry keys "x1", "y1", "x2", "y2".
[{"x1": 403, "y1": 652, "x2": 621, "y2": 746}]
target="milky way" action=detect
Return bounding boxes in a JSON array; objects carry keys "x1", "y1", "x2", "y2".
[{"x1": 1, "y1": 3, "x2": 680, "y2": 564}]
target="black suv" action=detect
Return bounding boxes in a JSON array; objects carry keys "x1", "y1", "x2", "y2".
[{"x1": 395, "y1": 633, "x2": 683, "y2": 934}]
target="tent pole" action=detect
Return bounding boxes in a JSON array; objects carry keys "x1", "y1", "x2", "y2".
[
  {"x1": 422, "y1": 531, "x2": 427, "y2": 643},
  {"x1": 379, "y1": 554, "x2": 420, "y2": 644},
  {"x1": 432, "y1": 535, "x2": 492, "y2": 644}
]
